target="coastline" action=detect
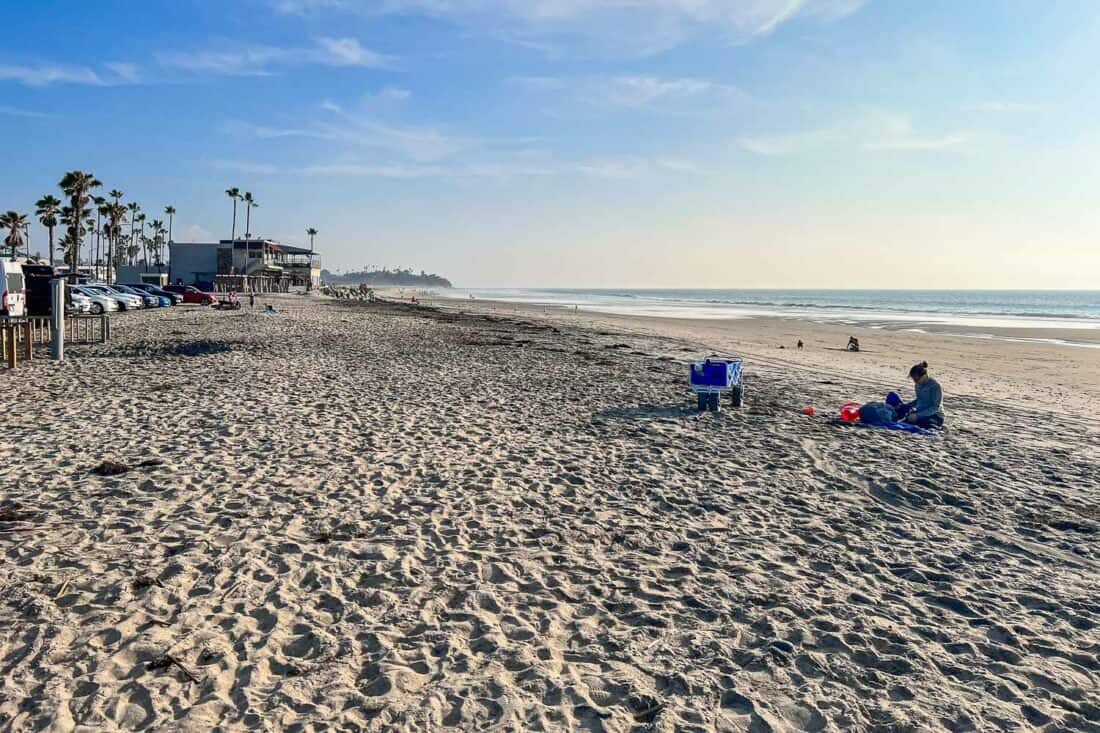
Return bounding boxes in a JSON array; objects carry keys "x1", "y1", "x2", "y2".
[
  {"x1": 433, "y1": 288, "x2": 1100, "y2": 348},
  {"x1": 416, "y1": 292, "x2": 1100, "y2": 422},
  {"x1": 1, "y1": 294, "x2": 1097, "y2": 730}
]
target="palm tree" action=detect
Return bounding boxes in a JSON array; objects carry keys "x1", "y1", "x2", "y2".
[
  {"x1": 136, "y1": 212, "x2": 147, "y2": 265},
  {"x1": 164, "y1": 205, "x2": 175, "y2": 243},
  {"x1": 0, "y1": 211, "x2": 28, "y2": 258},
  {"x1": 84, "y1": 216, "x2": 95, "y2": 267},
  {"x1": 242, "y1": 192, "x2": 256, "y2": 238},
  {"x1": 126, "y1": 202, "x2": 141, "y2": 269},
  {"x1": 226, "y1": 187, "x2": 240, "y2": 241},
  {"x1": 57, "y1": 207, "x2": 84, "y2": 269},
  {"x1": 57, "y1": 232, "x2": 77, "y2": 269},
  {"x1": 149, "y1": 219, "x2": 164, "y2": 267},
  {"x1": 35, "y1": 195, "x2": 61, "y2": 266},
  {"x1": 92, "y1": 196, "x2": 106, "y2": 271},
  {"x1": 58, "y1": 170, "x2": 102, "y2": 277},
  {"x1": 306, "y1": 228, "x2": 318, "y2": 291},
  {"x1": 104, "y1": 202, "x2": 127, "y2": 279},
  {"x1": 96, "y1": 201, "x2": 111, "y2": 278}
]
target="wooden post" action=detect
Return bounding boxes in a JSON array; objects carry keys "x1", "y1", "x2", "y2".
[
  {"x1": 4, "y1": 325, "x2": 15, "y2": 369},
  {"x1": 22, "y1": 321, "x2": 31, "y2": 361}
]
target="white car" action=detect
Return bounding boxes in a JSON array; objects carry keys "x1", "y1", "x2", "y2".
[
  {"x1": 69, "y1": 292, "x2": 94, "y2": 314},
  {"x1": 69, "y1": 285, "x2": 121, "y2": 314},
  {"x1": 81, "y1": 284, "x2": 143, "y2": 311}
]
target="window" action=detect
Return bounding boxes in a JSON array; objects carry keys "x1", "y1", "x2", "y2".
[{"x1": 5, "y1": 273, "x2": 23, "y2": 292}]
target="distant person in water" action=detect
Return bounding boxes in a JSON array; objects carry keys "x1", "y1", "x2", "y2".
[
  {"x1": 847, "y1": 336, "x2": 860, "y2": 352},
  {"x1": 902, "y1": 361, "x2": 944, "y2": 429}
]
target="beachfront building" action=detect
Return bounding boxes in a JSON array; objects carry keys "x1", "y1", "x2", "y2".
[
  {"x1": 168, "y1": 239, "x2": 321, "y2": 292},
  {"x1": 115, "y1": 265, "x2": 168, "y2": 286}
]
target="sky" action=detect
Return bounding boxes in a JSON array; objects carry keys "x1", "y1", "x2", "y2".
[{"x1": 1, "y1": 0, "x2": 1098, "y2": 288}]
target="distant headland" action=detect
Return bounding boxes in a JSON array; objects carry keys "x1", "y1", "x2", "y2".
[{"x1": 321, "y1": 268, "x2": 452, "y2": 288}]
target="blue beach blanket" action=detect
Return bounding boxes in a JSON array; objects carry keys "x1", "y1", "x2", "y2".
[
  {"x1": 861, "y1": 401, "x2": 931, "y2": 433},
  {"x1": 830, "y1": 418, "x2": 935, "y2": 435}
]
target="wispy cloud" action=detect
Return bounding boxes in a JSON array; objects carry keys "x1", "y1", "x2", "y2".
[
  {"x1": 222, "y1": 120, "x2": 322, "y2": 139},
  {"x1": 0, "y1": 62, "x2": 140, "y2": 87},
  {"x1": 104, "y1": 62, "x2": 141, "y2": 83},
  {"x1": 738, "y1": 128, "x2": 838, "y2": 156},
  {"x1": 271, "y1": 0, "x2": 872, "y2": 56},
  {"x1": 0, "y1": 105, "x2": 53, "y2": 119},
  {"x1": 864, "y1": 133, "x2": 971, "y2": 151},
  {"x1": 213, "y1": 151, "x2": 699, "y2": 179},
  {"x1": 511, "y1": 74, "x2": 747, "y2": 111},
  {"x1": 739, "y1": 109, "x2": 971, "y2": 156},
  {"x1": 206, "y1": 158, "x2": 282, "y2": 175},
  {"x1": 158, "y1": 37, "x2": 391, "y2": 76},
  {"x1": 312, "y1": 36, "x2": 390, "y2": 67},
  {"x1": 964, "y1": 100, "x2": 1039, "y2": 113},
  {"x1": 302, "y1": 162, "x2": 448, "y2": 178}
]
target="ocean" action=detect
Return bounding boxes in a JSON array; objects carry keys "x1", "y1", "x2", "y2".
[{"x1": 440, "y1": 289, "x2": 1100, "y2": 346}]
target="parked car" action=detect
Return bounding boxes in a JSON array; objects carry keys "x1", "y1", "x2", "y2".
[
  {"x1": 80, "y1": 283, "x2": 142, "y2": 311},
  {"x1": 1, "y1": 257, "x2": 27, "y2": 317},
  {"x1": 112, "y1": 284, "x2": 163, "y2": 308},
  {"x1": 69, "y1": 291, "x2": 94, "y2": 314},
  {"x1": 69, "y1": 285, "x2": 120, "y2": 314},
  {"x1": 163, "y1": 284, "x2": 217, "y2": 305},
  {"x1": 126, "y1": 283, "x2": 183, "y2": 305}
]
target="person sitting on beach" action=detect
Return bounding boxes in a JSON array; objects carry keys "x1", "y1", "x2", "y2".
[
  {"x1": 901, "y1": 361, "x2": 944, "y2": 429},
  {"x1": 847, "y1": 336, "x2": 860, "y2": 352}
]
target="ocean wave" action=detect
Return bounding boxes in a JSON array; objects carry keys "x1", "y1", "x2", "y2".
[{"x1": 649, "y1": 297, "x2": 1100, "y2": 321}]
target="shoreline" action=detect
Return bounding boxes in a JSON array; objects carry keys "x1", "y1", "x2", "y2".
[
  {"x1": 411, "y1": 293, "x2": 1100, "y2": 422},
  {"x1": 420, "y1": 288, "x2": 1100, "y2": 348}
]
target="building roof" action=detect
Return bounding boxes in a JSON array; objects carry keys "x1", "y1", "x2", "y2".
[
  {"x1": 173, "y1": 239, "x2": 318, "y2": 255},
  {"x1": 272, "y1": 243, "x2": 314, "y2": 255}
]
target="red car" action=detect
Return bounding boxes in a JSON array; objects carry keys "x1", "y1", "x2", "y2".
[{"x1": 164, "y1": 284, "x2": 217, "y2": 305}]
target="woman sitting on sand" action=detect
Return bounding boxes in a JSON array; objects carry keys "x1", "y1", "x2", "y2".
[{"x1": 902, "y1": 361, "x2": 944, "y2": 429}]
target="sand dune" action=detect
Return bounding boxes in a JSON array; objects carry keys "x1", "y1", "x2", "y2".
[{"x1": 1, "y1": 296, "x2": 1097, "y2": 731}]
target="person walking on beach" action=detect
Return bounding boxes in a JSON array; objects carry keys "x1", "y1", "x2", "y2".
[
  {"x1": 249, "y1": 290, "x2": 255, "y2": 309},
  {"x1": 902, "y1": 361, "x2": 944, "y2": 429}
]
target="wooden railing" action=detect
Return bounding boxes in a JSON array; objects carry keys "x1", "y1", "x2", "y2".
[{"x1": 1, "y1": 314, "x2": 111, "y2": 368}]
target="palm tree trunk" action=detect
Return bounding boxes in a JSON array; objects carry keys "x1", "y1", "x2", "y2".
[
  {"x1": 231, "y1": 200, "x2": 237, "y2": 241},
  {"x1": 70, "y1": 203, "x2": 79, "y2": 275},
  {"x1": 48, "y1": 226, "x2": 54, "y2": 268},
  {"x1": 245, "y1": 207, "x2": 251, "y2": 239},
  {"x1": 129, "y1": 219, "x2": 137, "y2": 268}
]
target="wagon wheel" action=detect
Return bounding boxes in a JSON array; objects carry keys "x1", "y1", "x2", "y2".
[{"x1": 730, "y1": 384, "x2": 744, "y2": 408}]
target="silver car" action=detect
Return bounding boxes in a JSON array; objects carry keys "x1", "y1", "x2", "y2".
[{"x1": 69, "y1": 285, "x2": 121, "y2": 314}]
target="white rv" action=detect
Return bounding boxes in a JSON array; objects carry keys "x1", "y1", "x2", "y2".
[{"x1": 0, "y1": 258, "x2": 27, "y2": 317}]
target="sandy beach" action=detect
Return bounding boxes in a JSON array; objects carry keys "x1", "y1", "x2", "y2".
[{"x1": 2, "y1": 295, "x2": 1098, "y2": 732}]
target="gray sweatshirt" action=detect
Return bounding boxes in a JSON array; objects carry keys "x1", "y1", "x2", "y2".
[{"x1": 913, "y1": 377, "x2": 944, "y2": 419}]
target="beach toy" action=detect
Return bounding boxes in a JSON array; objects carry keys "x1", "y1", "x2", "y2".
[
  {"x1": 840, "y1": 402, "x2": 861, "y2": 422},
  {"x1": 689, "y1": 355, "x2": 745, "y2": 411},
  {"x1": 802, "y1": 407, "x2": 815, "y2": 415}
]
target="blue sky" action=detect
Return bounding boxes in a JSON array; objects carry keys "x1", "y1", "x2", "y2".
[{"x1": 1, "y1": 0, "x2": 1098, "y2": 288}]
